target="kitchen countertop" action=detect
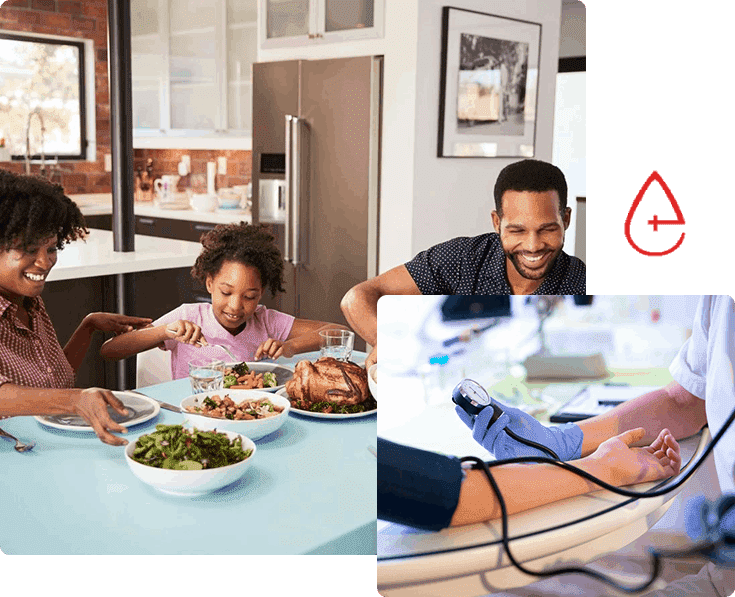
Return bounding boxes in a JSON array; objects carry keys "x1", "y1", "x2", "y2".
[
  {"x1": 68, "y1": 193, "x2": 253, "y2": 224},
  {"x1": 47, "y1": 229, "x2": 202, "y2": 282}
]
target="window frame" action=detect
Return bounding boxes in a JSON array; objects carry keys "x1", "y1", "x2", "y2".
[{"x1": 0, "y1": 31, "x2": 89, "y2": 162}]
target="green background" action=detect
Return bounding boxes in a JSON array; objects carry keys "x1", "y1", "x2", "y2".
[{"x1": 0, "y1": 0, "x2": 735, "y2": 597}]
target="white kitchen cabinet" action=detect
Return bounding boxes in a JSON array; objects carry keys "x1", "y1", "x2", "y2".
[
  {"x1": 131, "y1": 0, "x2": 256, "y2": 147},
  {"x1": 260, "y1": 0, "x2": 383, "y2": 48}
]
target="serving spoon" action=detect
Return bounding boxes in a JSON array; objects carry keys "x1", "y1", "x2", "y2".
[{"x1": 0, "y1": 427, "x2": 35, "y2": 452}]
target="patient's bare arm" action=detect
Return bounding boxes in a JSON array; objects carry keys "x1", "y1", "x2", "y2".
[{"x1": 450, "y1": 428, "x2": 680, "y2": 526}]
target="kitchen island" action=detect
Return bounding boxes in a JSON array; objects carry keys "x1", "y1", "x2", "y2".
[{"x1": 44, "y1": 229, "x2": 202, "y2": 390}]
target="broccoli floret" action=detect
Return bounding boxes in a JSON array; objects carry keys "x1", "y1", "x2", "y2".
[
  {"x1": 232, "y1": 362, "x2": 250, "y2": 376},
  {"x1": 223, "y1": 374, "x2": 238, "y2": 388},
  {"x1": 263, "y1": 372, "x2": 277, "y2": 387}
]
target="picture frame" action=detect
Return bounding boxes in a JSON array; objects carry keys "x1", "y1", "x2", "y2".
[{"x1": 437, "y1": 7, "x2": 542, "y2": 158}]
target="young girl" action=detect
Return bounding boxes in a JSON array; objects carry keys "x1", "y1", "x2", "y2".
[{"x1": 100, "y1": 222, "x2": 349, "y2": 380}]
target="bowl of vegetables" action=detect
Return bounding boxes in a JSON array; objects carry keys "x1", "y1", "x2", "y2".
[
  {"x1": 124, "y1": 424, "x2": 256, "y2": 496},
  {"x1": 223, "y1": 361, "x2": 294, "y2": 393},
  {"x1": 180, "y1": 389, "x2": 291, "y2": 440}
]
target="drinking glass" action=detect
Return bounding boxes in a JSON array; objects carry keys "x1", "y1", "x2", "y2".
[
  {"x1": 319, "y1": 329, "x2": 355, "y2": 361},
  {"x1": 188, "y1": 358, "x2": 225, "y2": 394}
]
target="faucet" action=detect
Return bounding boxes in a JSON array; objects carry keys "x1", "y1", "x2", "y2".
[{"x1": 25, "y1": 109, "x2": 46, "y2": 177}]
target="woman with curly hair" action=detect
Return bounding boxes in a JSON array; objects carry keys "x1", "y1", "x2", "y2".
[
  {"x1": 0, "y1": 170, "x2": 152, "y2": 445},
  {"x1": 100, "y1": 222, "x2": 347, "y2": 379}
]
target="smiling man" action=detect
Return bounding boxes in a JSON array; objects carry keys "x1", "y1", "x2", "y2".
[{"x1": 340, "y1": 159, "x2": 585, "y2": 367}]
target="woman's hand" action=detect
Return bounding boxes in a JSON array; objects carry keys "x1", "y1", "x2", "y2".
[
  {"x1": 254, "y1": 338, "x2": 295, "y2": 361},
  {"x1": 588, "y1": 427, "x2": 680, "y2": 487},
  {"x1": 166, "y1": 320, "x2": 206, "y2": 346},
  {"x1": 69, "y1": 388, "x2": 129, "y2": 446},
  {"x1": 83, "y1": 313, "x2": 152, "y2": 335}
]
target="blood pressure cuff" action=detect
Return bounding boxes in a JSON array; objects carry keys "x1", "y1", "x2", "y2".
[{"x1": 377, "y1": 437, "x2": 463, "y2": 531}]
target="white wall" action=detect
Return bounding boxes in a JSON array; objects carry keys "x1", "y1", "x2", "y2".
[{"x1": 408, "y1": 0, "x2": 562, "y2": 260}]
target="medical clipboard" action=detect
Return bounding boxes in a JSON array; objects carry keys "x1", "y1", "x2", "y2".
[{"x1": 549, "y1": 385, "x2": 660, "y2": 423}]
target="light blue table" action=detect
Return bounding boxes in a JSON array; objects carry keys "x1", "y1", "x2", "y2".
[{"x1": 0, "y1": 352, "x2": 376, "y2": 555}]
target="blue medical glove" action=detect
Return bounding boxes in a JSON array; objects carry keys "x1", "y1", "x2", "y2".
[
  {"x1": 455, "y1": 399, "x2": 583, "y2": 461},
  {"x1": 683, "y1": 493, "x2": 735, "y2": 566}
]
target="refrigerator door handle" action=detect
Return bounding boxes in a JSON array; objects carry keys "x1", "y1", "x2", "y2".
[
  {"x1": 290, "y1": 116, "x2": 309, "y2": 267},
  {"x1": 284, "y1": 114, "x2": 294, "y2": 263}
]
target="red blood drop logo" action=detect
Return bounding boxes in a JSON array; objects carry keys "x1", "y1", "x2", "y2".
[{"x1": 625, "y1": 171, "x2": 685, "y2": 256}]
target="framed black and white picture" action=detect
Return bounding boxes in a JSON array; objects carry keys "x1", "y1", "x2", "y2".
[{"x1": 437, "y1": 7, "x2": 542, "y2": 158}]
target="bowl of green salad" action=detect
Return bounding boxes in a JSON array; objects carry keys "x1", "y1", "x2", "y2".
[
  {"x1": 181, "y1": 389, "x2": 291, "y2": 440},
  {"x1": 124, "y1": 424, "x2": 256, "y2": 496}
]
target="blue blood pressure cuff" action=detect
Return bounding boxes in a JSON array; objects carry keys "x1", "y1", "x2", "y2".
[{"x1": 377, "y1": 437, "x2": 464, "y2": 531}]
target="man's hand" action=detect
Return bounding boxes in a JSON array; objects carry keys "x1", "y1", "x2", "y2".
[
  {"x1": 84, "y1": 313, "x2": 152, "y2": 335},
  {"x1": 70, "y1": 388, "x2": 129, "y2": 446},
  {"x1": 166, "y1": 320, "x2": 206, "y2": 346},
  {"x1": 589, "y1": 427, "x2": 681, "y2": 486},
  {"x1": 365, "y1": 345, "x2": 377, "y2": 370},
  {"x1": 255, "y1": 338, "x2": 294, "y2": 361}
]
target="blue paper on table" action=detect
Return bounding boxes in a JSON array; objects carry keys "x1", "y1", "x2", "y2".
[{"x1": 549, "y1": 385, "x2": 660, "y2": 423}]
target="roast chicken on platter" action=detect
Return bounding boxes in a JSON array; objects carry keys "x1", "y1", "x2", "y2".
[{"x1": 285, "y1": 357, "x2": 370, "y2": 407}]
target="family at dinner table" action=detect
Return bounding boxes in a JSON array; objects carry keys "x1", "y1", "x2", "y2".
[
  {"x1": 0, "y1": 158, "x2": 585, "y2": 445},
  {"x1": 0, "y1": 169, "x2": 347, "y2": 445}
]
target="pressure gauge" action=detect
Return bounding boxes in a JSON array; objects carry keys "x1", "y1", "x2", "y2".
[{"x1": 452, "y1": 379, "x2": 494, "y2": 415}]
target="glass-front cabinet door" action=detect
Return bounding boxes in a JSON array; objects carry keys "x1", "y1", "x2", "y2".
[
  {"x1": 131, "y1": 0, "x2": 257, "y2": 140},
  {"x1": 131, "y1": 0, "x2": 167, "y2": 131},
  {"x1": 168, "y1": 0, "x2": 222, "y2": 131},
  {"x1": 260, "y1": 0, "x2": 382, "y2": 48},
  {"x1": 227, "y1": 0, "x2": 258, "y2": 132}
]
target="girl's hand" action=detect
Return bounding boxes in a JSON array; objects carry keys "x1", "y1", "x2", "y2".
[
  {"x1": 166, "y1": 320, "x2": 206, "y2": 346},
  {"x1": 255, "y1": 338, "x2": 295, "y2": 361},
  {"x1": 589, "y1": 427, "x2": 681, "y2": 487},
  {"x1": 84, "y1": 313, "x2": 152, "y2": 334}
]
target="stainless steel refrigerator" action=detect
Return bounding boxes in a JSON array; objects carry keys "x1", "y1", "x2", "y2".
[{"x1": 251, "y1": 56, "x2": 382, "y2": 349}]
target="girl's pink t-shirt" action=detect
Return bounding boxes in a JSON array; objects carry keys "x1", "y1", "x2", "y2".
[{"x1": 152, "y1": 303, "x2": 295, "y2": 380}]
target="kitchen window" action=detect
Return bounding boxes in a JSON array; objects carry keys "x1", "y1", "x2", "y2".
[{"x1": 0, "y1": 32, "x2": 89, "y2": 162}]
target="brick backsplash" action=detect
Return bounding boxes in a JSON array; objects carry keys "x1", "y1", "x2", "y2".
[
  {"x1": 134, "y1": 149, "x2": 252, "y2": 192},
  {"x1": 0, "y1": 0, "x2": 252, "y2": 195}
]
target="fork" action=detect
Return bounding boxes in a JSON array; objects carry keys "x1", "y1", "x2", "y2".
[
  {"x1": 199, "y1": 341, "x2": 238, "y2": 362},
  {"x1": 0, "y1": 427, "x2": 35, "y2": 452}
]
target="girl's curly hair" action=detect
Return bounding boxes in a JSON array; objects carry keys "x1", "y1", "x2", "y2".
[
  {"x1": 0, "y1": 169, "x2": 87, "y2": 251},
  {"x1": 191, "y1": 222, "x2": 285, "y2": 297}
]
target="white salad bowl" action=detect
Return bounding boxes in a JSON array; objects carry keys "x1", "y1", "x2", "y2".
[
  {"x1": 180, "y1": 389, "x2": 291, "y2": 440},
  {"x1": 124, "y1": 429, "x2": 256, "y2": 496}
]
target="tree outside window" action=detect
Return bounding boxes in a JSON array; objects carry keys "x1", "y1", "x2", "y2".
[{"x1": 0, "y1": 34, "x2": 87, "y2": 161}]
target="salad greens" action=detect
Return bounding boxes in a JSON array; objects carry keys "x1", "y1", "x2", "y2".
[
  {"x1": 131, "y1": 424, "x2": 252, "y2": 470},
  {"x1": 300, "y1": 396, "x2": 378, "y2": 415}
]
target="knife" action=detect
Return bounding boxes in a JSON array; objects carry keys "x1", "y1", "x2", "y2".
[{"x1": 127, "y1": 390, "x2": 182, "y2": 414}]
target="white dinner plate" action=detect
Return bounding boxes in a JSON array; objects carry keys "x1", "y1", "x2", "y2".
[
  {"x1": 276, "y1": 388, "x2": 377, "y2": 419},
  {"x1": 224, "y1": 362, "x2": 294, "y2": 393},
  {"x1": 34, "y1": 391, "x2": 160, "y2": 432}
]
